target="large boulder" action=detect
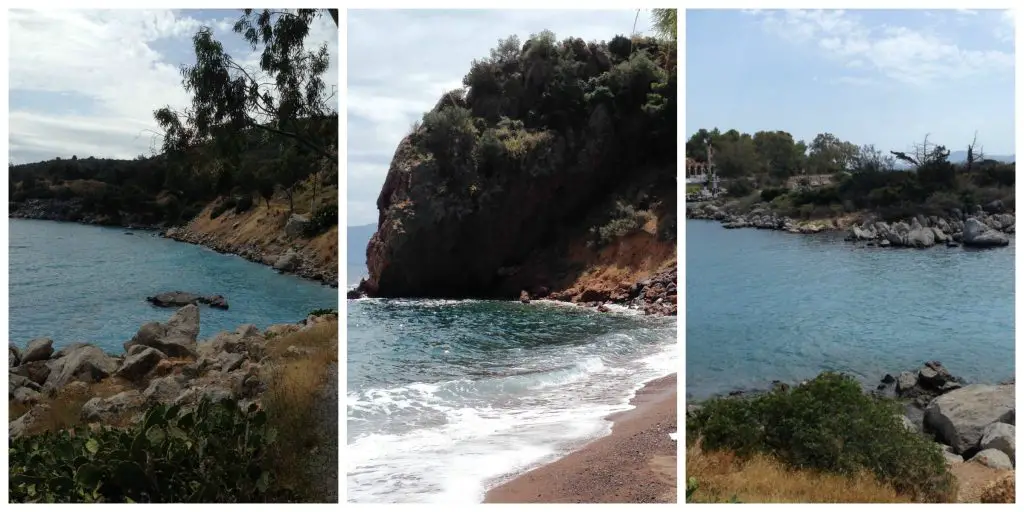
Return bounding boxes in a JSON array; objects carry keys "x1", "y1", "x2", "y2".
[
  {"x1": 9, "y1": 345, "x2": 21, "y2": 367},
  {"x1": 284, "y1": 214, "x2": 310, "y2": 238},
  {"x1": 10, "y1": 360, "x2": 51, "y2": 386},
  {"x1": 21, "y1": 338, "x2": 54, "y2": 363},
  {"x1": 968, "y1": 448, "x2": 1014, "y2": 470},
  {"x1": 274, "y1": 250, "x2": 301, "y2": 272},
  {"x1": 143, "y1": 375, "x2": 184, "y2": 404},
  {"x1": 115, "y1": 347, "x2": 167, "y2": 382},
  {"x1": 979, "y1": 422, "x2": 1015, "y2": 462},
  {"x1": 124, "y1": 305, "x2": 200, "y2": 358},
  {"x1": 10, "y1": 404, "x2": 51, "y2": 439},
  {"x1": 923, "y1": 384, "x2": 1015, "y2": 454},
  {"x1": 81, "y1": 390, "x2": 145, "y2": 423},
  {"x1": 44, "y1": 344, "x2": 119, "y2": 391},
  {"x1": 963, "y1": 218, "x2": 1010, "y2": 247}
]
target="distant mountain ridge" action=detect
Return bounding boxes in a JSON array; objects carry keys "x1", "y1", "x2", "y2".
[
  {"x1": 946, "y1": 150, "x2": 1014, "y2": 164},
  {"x1": 347, "y1": 224, "x2": 376, "y2": 264}
]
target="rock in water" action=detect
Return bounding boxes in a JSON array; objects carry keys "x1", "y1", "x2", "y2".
[
  {"x1": 962, "y1": 218, "x2": 1010, "y2": 247},
  {"x1": 923, "y1": 384, "x2": 1015, "y2": 454}
]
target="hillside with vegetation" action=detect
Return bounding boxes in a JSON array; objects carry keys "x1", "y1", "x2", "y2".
[
  {"x1": 8, "y1": 9, "x2": 339, "y2": 283},
  {"x1": 686, "y1": 128, "x2": 1015, "y2": 248},
  {"x1": 356, "y1": 12, "x2": 678, "y2": 314}
]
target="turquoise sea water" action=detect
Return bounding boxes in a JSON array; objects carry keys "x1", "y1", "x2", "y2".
[
  {"x1": 345, "y1": 263, "x2": 677, "y2": 502},
  {"x1": 685, "y1": 219, "x2": 1015, "y2": 400},
  {"x1": 9, "y1": 219, "x2": 338, "y2": 352}
]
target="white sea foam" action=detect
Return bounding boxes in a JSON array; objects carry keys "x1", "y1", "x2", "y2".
[{"x1": 346, "y1": 336, "x2": 678, "y2": 503}]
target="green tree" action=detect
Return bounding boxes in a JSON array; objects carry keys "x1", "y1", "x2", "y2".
[
  {"x1": 715, "y1": 134, "x2": 760, "y2": 178},
  {"x1": 650, "y1": 9, "x2": 677, "y2": 41},
  {"x1": 807, "y1": 132, "x2": 859, "y2": 174},
  {"x1": 154, "y1": 9, "x2": 338, "y2": 165},
  {"x1": 752, "y1": 130, "x2": 806, "y2": 181}
]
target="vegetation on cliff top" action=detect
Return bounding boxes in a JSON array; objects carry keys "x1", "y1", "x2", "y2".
[
  {"x1": 688, "y1": 128, "x2": 1015, "y2": 222},
  {"x1": 687, "y1": 372, "x2": 955, "y2": 503},
  {"x1": 364, "y1": 13, "x2": 677, "y2": 298},
  {"x1": 9, "y1": 9, "x2": 338, "y2": 229}
]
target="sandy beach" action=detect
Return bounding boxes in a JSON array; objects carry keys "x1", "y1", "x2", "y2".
[{"x1": 484, "y1": 373, "x2": 678, "y2": 503}]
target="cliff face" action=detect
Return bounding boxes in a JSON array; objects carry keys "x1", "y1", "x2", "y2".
[{"x1": 360, "y1": 33, "x2": 676, "y2": 307}]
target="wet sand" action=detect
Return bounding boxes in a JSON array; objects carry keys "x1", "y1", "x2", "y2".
[{"x1": 484, "y1": 373, "x2": 678, "y2": 503}]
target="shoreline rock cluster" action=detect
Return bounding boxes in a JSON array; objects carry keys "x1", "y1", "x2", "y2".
[
  {"x1": 9, "y1": 199, "x2": 163, "y2": 230},
  {"x1": 163, "y1": 226, "x2": 339, "y2": 288},
  {"x1": 687, "y1": 201, "x2": 1014, "y2": 249},
  {"x1": 351, "y1": 264, "x2": 678, "y2": 317},
  {"x1": 9, "y1": 304, "x2": 337, "y2": 438},
  {"x1": 687, "y1": 361, "x2": 1015, "y2": 471}
]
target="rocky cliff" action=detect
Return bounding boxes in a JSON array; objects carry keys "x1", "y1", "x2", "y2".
[{"x1": 356, "y1": 32, "x2": 677, "y2": 314}]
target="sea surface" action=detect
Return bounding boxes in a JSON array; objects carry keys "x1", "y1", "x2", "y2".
[
  {"x1": 346, "y1": 265, "x2": 677, "y2": 503},
  {"x1": 9, "y1": 219, "x2": 338, "y2": 352},
  {"x1": 686, "y1": 219, "x2": 1015, "y2": 399}
]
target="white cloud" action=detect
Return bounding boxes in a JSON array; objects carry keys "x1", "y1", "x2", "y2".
[
  {"x1": 749, "y1": 9, "x2": 1013, "y2": 87},
  {"x1": 346, "y1": 9, "x2": 653, "y2": 226},
  {"x1": 8, "y1": 9, "x2": 338, "y2": 163}
]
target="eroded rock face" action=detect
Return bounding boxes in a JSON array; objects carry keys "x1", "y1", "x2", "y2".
[
  {"x1": 361, "y1": 110, "x2": 629, "y2": 299},
  {"x1": 923, "y1": 384, "x2": 1015, "y2": 455}
]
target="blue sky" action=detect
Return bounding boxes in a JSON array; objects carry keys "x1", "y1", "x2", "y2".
[
  {"x1": 347, "y1": 9, "x2": 656, "y2": 226},
  {"x1": 687, "y1": 9, "x2": 1015, "y2": 157},
  {"x1": 8, "y1": 9, "x2": 337, "y2": 165}
]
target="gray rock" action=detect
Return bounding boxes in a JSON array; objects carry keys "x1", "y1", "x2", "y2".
[
  {"x1": 219, "y1": 352, "x2": 245, "y2": 373},
  {"x1": 896, "y1": 371, "x2": 918, "y2": 394},
  {"x1": 979, "y1": 422, "x2": 1015, "y2": 462},
  {"x1": 12, "y1": 386, "x2": 42, "y2": 405},
  {"x1": 124, "y1": 305, "x2": 200, "y2": 358},
  {"x1": 143, "y1": 376, "x2": 184, "y2": 404},
  {"x1": 115, "y1": 347, "x2": 167, "y2": 382},
  {"x1": 963, "y1": 218, "x2": 1010, "y2": 247},
  {"x1": 10, "y1": 404, "x2": 50, "y2": 439},
  {"x1": 44, "y1": 344, "x2": 119, "y2": 391},
  {"x1": 9, "y1": 345, "x2": 21, "y2": 367},
  {"x1": 284, "y1": 214, "x2": 310, "y2": 238},
  {"x1": 939, "y1": 443, "x2": 963, "y2": 464},
  {"x1": 21, "y1": 338, "x2": 54, "y2": 363},
  {"x1": 274, "y1": 249, "x2": 301, "y2": 271},
  {"x1": 968, "y1": 448, "x2": 1014, "y2": 470},
  {"x1": 924, "y1": 384, "x2": 1015, "y2": 454},
  {"x1": 81, "y1": 390, "x2": 145, "y2": 422},
  {"x1": 10, "y1": 360, "x2": 51, "y2": 386}
]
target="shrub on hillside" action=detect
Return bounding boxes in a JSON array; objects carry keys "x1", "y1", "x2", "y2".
[
  {"x1": 302, "y1": 202, "x2": 338, "y2": 237},
  {"x1": 9, "y1": 399, "x2": 295, "y2": 503},
  {"x1": 759, "y1": 187, "x2": 788, "y2": 202},
  {"x1": 233, "y1": 194, "x2": 254, "y2": 214},
  {"x1": 687, "y1": 372, "x2": 954, "y2": 502}
]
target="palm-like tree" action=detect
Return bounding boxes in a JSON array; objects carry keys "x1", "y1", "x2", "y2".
[{"x1": 651, "y1": 8, "x2": 677, "y2": 41}]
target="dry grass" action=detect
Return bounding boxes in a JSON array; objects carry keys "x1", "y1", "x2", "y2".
[
  {"x1": 686, "y1": 442, "x2": 912, "y2": 504},
  {"x1": 260, "y1": 320, "x2": 339, "y2": 498},
  {"x1": 979, "y1": 473, "x2": 1015, "y2": 503},
  {"x1": 9, "y1": 377, "x2": 131, "y2": 436}
]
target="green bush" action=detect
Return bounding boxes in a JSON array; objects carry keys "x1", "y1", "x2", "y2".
[
  {"x1": 302, "y1": 202, "x2": 338, "y2": 237},
  {"x1": 210, "y1": 197, "x2": 236, "y2": 219},
  {"x1": 687, "y1": 372, "x2": 954, "y2": 502},
  {"x1": 9, "y1": 399, "x2": 296, "y2": 503},
  {"x1": 308, "y1": 308, "x2": 337, "y2": 317},
  {"x1": 725, "y1": 179, "x2": 753, "y2": 198},
  {"x1": 759, "y1": 187, "x2": 788, "y2": 202},
  {"x1": 233, "y1": 194, "x2": 253, "y2": 214}
]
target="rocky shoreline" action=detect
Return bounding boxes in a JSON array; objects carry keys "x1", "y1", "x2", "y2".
[
  {"x1": 9, "y1": 203, "x2": 339, "y2": 287},
  {"x1": 687, "y1": 361, "x2": 1016, "y2": 471},
  {"x1": 9, "y1": 199, "x2": 163, "y2": 230},
  {"x1": 348, "y1": 264, "x2": 678, "y2": 317},
  {"x1": 163, "y1": 225, "x2": 339, "y2": 288},
  {"x1": 9, "y1": 304, "x2": 337, "y2": 438},
  {"x1": 688, "y1": 201, "x2": 1014, "y2": 249}
]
